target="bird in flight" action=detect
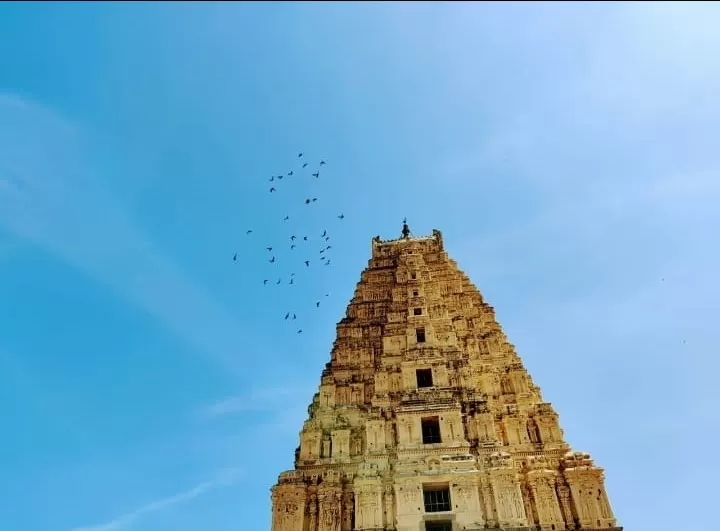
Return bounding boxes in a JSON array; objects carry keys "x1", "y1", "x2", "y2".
[
  {"x1": 291, "y1": 235, "x2": 296, "y2": 241},
  {"x1": 285, "y1": 312, "x2": 290, "y2": 320},
  {"x1": 304, "y1": 260, "x2": 310, "y2": 267},
  {"x1": 269, "y1": 176, "x2": 275, "y2": 182},
  {"x1": 266, "y1": 246, "x2": 273, "y2": 252},
  {"x1": 269, "y1": 256, "x2": 276, "y2": 263},
  {"x1": 302, "y1": 162, "x2": 308, "y2": 168},
  {"x1": 320, "y1": 160, "x2": 326, "y2": 165},
  {"x1": 297, "y1": 329, "x2": 303, "y2": 334},
  {"x1": 246, "y1": 230, "x2": 253, "y2": 235},
  {"x1": 324, "y1": 236, "x2": 330, "y2": 242},
  {"x1": 312, "y1": 197, "x2": 317, "y2": 202},
  {"x1": 288, "y1": 170, "x2": 294, "y2": 176},
  {"x1": 277, "y1": 175, "x2": 284, "y2": 180},
  {"x1": 276, "y1": 278, "x2": 281, "y2": 285},
  {"x1": 290, "y1": 244, "x2": 296, "y2": 250},
  {"x1": 316, "y1": 301, "x2": 320, "y2": 308},
  {"x1": 305, "y1": 198, "x2": 311, "y2": 205},
  {"x1": 292, "y1": 313, "x2": 297, "y2": 320},
  {"x1": 298, "y1": 152, "x2": 303, "y2": 158},
  {"x1": 290, "y1": 277, "x2": 294, "y2": 285},
  {"x1": 321, "y1": 230, "x2": 327, "y2": 237},
  {"x1": 338, "y1": 213, "x2": 345, "y2": 219},
  {"x1": 263, "y1": 279, "x2": 269, "y2": 285},
  {"x1": 270, "y1": 187, "x2": 276, "y2": 193},
  {"x1": 325, "y1": 260, "x2": 331, "y2": 266},
  {"x1": 284, "y1": 215, "x2": 290, "y2": 221},
  {"x1": 320, "y1": 249, "x2": 325, "y2": 254},
  {"x1": 326, "y1": 245, "x2": 332, "y2": 250},
  {"x1": 312, "y1": 172, "x2": 319, "y2": 178},
  {"x1": 233, "y1": 253, "x2": 237, "y2": 262},
  {"x1": 325, "y1": 292, "x2": 331, "y2": 297},
  {"x1": 303, "y1": 236, "x2": 308, "y2": 241}
]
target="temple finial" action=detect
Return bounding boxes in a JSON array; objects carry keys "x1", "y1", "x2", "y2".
[{"x1": 401, "y1": 218, "x2": 411, "y2": 239}]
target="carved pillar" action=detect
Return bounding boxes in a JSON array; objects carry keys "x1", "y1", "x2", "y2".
[
  {"x1": 527, "y1": 467, "x2": 565, "y2": 530},
  {"x1": 271, "y1": 475, "x2": 308, "y2": 531},
  {"x1": 354, "y1": 464, "x2": 383, "y2": 530},
  {"x1": 562, "y1": 452, "x2": 617, "y2": 529},
  {"x1": 300, "y1": 429, "x2": 323, "y2": 461},
  {"x1": 354, "y1": 488, "x2": 382, "y2": 530},
  {"x1": 331, "y1": 429, "x2": 350, "y2": 461},
  {"x1": 485, "y1": 452, "x2": 528, "y2": 528},
  {"x1": 479, "y1": 475, "x2": 497, "y2": 527},
  {"x1": 383, "y1": 483, "x2": 395, "y2": 528},
  {"x1": 452, "y1": 478, "x2": 485, "y2": 529},
  {"x1": 521, "y1": 483, "x2": 537, "y2": 528},
  {"x1": 318, "y1": 490, "x2": 343, "y2": 531},
  {"x1": 342, "y1": 491, "x2": 354, "y2": 531},
  {"x1": 395, "y1": 481, "x2": 420, "y2": 521},
  {"x1": 475, "y1": 412, "x2": 498, "y2": 442},
  {"x1": 555, "y1": 479, "x2": 577, "y2": 530},
  {"x1": 366, "y1": 420, "x2": 387, "y2": 454},
  {"x1": 308, "y1": 494, "x2": 318, "y2": 531}
]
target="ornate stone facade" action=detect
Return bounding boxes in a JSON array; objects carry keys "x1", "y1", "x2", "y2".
[{"x1": 270, "y1": 227, "x2": 622, "y2": 531}]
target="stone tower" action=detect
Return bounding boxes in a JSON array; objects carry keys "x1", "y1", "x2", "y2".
[{"x1": 270, "y1": 224, "x2": 621, "y2": 531}]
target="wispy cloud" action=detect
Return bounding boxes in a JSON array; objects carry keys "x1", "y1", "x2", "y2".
[
  {"x1": 198, "y1": 383, "x2": 314, "y2": 418},
  {"x1": 0, "y1": 94, "x2": 249, "y2": 377},
  {"x1": 71, "y1": 467, "x2": 243, "y2": 531}
]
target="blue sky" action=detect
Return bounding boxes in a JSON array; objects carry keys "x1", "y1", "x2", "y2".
[{"x1": 0, "y1": 2, "x2": 718, "y2": 530}]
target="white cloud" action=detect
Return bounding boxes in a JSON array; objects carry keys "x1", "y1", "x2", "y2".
[
  {"x1": 198, "y1": 383, "x2": 315, "y2": 418},
  {"x1": 71, "y1": 467, "x2": 243, "y2": 531}
]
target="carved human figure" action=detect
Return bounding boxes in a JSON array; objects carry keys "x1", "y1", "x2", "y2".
[
  {"x1": 512, "y1": 492, "x2": 525, "y2": 520},
  {"x1": 308, "y1": 499, "x2": 318, "y2": 531},
  {"x1": 527, "y1": 418, "x2": 541, "y2": 443},
  {"x1": 402, "y1": 487, "x2": 415, "y2": 504},
  {"x1": 351, "y1": 386, "x2": 360, "y2": 404},
  {"x1": 522, "y1": 486, "x2": 536, "y2": 525},
  {"x1": 454, "y1": 485, "x2": 470, "y2": 507},
  {"x1": 330, "y1": 503, "x2": 341, "y2": 531},
  {"x1": 579, "y1": 489, "x2": 595, "y2": 522},
  {"x1": 537, "y1": 490, "x2": 554, "y2": 520},
  {"x1": 343, "y1": 497, "x2": 354, "y2": 531},
  {"x1": 598, "y1": 489, "x2": 612, "y2": 519},
  {"x1": 496, "y1": 490, "x2": 511, "y2": 521},
  {"x1": 322, "y1": 435, "x2": 332, "y2": 458},
  {"x1": 366, "y1": 496, "x2": 380, "y2": 526},
  {"x1": 319, "y1": 503, "x2": 335, "y2": 531},
  {"x1": 496, "y1": 422, "x2": 508, "y2": 444},
  {"x1": 350, "y1": 433, "x2": 362, "y2": 455},
  {"x1": 356, "y1": 497, "x2": 366, "y2": 527}
]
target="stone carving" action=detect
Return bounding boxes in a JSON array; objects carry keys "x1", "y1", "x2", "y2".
[
  {"x1": 322, "y1": 434, "x2": 332, "y2": 458},
  {"x1": 485, "y1": 451, "x2": 513, "y2": 469},
  {"x1": 319, "y1": 502, "x2": 341, "y2": 531},
  {"x1": 454, "y1": 484, "x2": 471, "y2": 506},
  {"x1": 355, "y1": 492, "x2": 381, "y2": 529},
  {"x1": 270, "y1": 227, "x2": 621, "y2": 531}
]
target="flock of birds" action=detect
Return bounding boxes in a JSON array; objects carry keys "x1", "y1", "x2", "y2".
[{"x1": 233, "y1": 152, "x2": 345, "y2": 334}]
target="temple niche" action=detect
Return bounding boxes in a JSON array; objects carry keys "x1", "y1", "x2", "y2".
[{"x1": 270, "y1": 225, "x2": 622, "y2": 531}]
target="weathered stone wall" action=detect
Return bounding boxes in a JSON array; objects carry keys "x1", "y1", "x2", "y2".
[{"x1": 270, "y1": 229, "x2": 621, "y2": 531}]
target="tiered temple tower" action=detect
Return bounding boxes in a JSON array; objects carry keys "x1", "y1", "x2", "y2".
[{"x1": 270, "y1": 224, "x2": 621, "y2": 531}]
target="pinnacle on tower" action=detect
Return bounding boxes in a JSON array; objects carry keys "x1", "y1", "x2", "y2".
[
  {"x1": 270, "y1": 228, "x2": 621, "y2": 531},
  {"x1": 401, "y1": 217, "x2": 411, "y2": 239}
]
